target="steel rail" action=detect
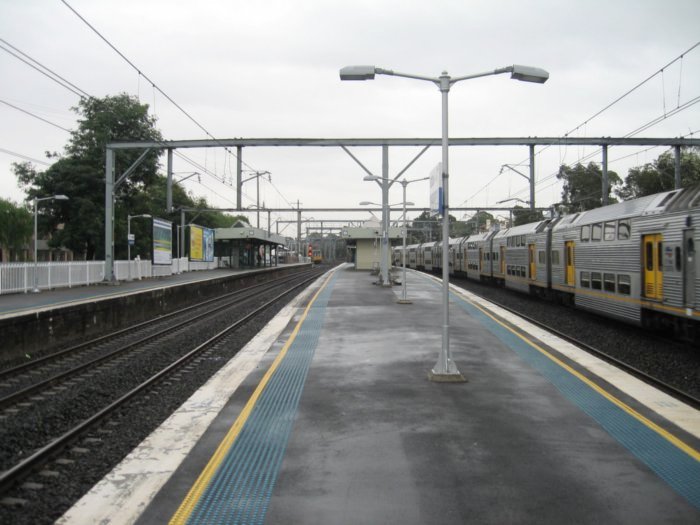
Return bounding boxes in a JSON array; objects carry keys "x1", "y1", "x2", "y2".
[
  {"x1": 0, "y1": 270, "x2": 322, "y2": 494},
  {"x1": 0, "y1": 271, "x2": 316, "y2": 409},
  {"x1": 0, "y1": 270, "x2": 314, "y2": 382}
]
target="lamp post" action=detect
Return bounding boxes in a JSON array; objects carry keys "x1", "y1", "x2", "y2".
[
  {"x1": 127, "y1": 214, "x2": 151, "y2": 281},
  {"x1": 32, "y1": 194, "x2": 69, "y2": 293},
  {"x1": 341, "y1": 63, "x2": 548, "y2": 381}
]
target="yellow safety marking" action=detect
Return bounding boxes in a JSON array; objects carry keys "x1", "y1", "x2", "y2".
[
  {"x1": 169, "y1": 270, "x2": 336, "y2": 525},
  {"x1": 454, "y1": 288, "x2": 700, "y2": 463}
]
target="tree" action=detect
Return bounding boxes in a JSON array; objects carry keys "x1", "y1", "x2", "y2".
[
  {"x1": 556, "y1": 162, "x2": 621, "y2": 212},
  {"x1": 512, "y1": 206, "x2": 544, "y2": 226},
  {"x1": 617, "y1": 147, "x2": 700, "y2": 200},
  {"x1": 0, "y1": 198, "x2": 33, "y2": 260},
  {"x1": 14, "y1": 93, "x2": 163, "y2": 259},
  {"x1": 462, "y1": 211, "x2": 495, "y2": 235},
  {"x1": 408, "y1": 211, "x2": 463, "y2": 243}
]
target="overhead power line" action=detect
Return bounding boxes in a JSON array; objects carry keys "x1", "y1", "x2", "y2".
[
  {"x1": 0, "y1": 147, "x2": 52, "y2": 166},
  {"x1": 60, "y1": 0, "x2": 293, "y2": 209},
  {"x1": 0, "y1": 98, "x2": 72, "y2": 132},
  {"x1": 0, "y1": 37, "x2": 92, "y2": 99}
]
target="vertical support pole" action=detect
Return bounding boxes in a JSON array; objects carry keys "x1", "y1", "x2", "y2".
[
  {"x1": 256, "y1": 175, "x2": 260, "y2": 229},
  {"x1": 381, "y1": 145, "x2": 390, "y2": 286},
  {"x1": 236, "y1": 146, "x2": 242, "y2": 210},
  {"x1": 430, "y1": 74, "x2": 463, "y2": 381},
  {"x1": 166, "y1": 148, "x2": 173, "y2": 212},
  {"x1": 180, "y1": 209, "x2": 186, "y2": 260},
  {"x1": 267, "y1": 210, "x2": 271, "y2": 237},
  {"x1": 529, "y1": 144, "x2": 536, "y2": 210},
  {"x1": 296, "y1": 203, "x2": 302, "y2": 257},
  {"x1": 602, "y1": 144, "x2": 609, "y2": 206},
  {"x1": 105, "y1": 148, "x2": 115, "y2": 282},
  {"x1": 675, "y1": 145, "x2": 682, "y2": 189}
]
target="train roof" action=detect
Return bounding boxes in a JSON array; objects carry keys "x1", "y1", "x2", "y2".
[{"x1": 552, "y1": 186, "x2": 700, "y2": 232}]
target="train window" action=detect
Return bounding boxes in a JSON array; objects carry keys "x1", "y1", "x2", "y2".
[
  {"x1": 520, "y1": 235, "x2": 525, "y2": 246},
  {"x1": 581, "y1": 225, "x2": 590, "y2": 241},
  {"x1": 591, "y1": 223, "x2": 602, "y2": 241},
  {"x1": 675, "y1": 247, "x2": 681, "y2": 271},
  {"x1": 538, "y1": 250, "x2": 545, "y2": 264},
  {"x1": 618, "y1": 220, "x2": 631, "y2": 240},
  {"x1": 604, "y1": 273, "x2": 615, "y2": 292},
  {"x1": 617, "y1": 274, "x2": 631, "y2": 295},
  {"x1": 551, "y1": 250, "x2": 560, "y2": 265},
  {"x1": 591, "y1": 272, "x2": 602, "y2": 290},
  {"x1": 604, "y1": 222, "x2": 615, "y2": 241},
  {"x1": 493, "y1": 252, "x2": 498, "y2": 261},
  {"x1": 580, "y1": 271, "x2": 590, "y2": 288},
  {"x1": 521, "y1": 266, "x2": 526, "y2": 276},
  {"x1": 645, "y1": 242, "x2": 653, "y2": 271}
]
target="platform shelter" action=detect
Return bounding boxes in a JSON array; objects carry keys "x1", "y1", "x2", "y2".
[
  {"x1": 215, "y1": 221, "x2": 286, "y2": 269},
  {"x1": 342, "y1": 219, "x2": 402, "y2": 271}
]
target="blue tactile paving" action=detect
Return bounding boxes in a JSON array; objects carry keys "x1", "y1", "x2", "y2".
[
  {"x1": 186, "y1": 271, "x2": 339, "y2": 525},
  {"x1": 443, "y1": 279, "x2": 700, "y2": 509}
]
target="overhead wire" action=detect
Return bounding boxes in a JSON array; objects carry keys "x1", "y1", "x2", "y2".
[
  {"x1": 59, "y1": 0, "x2": 295, "y2": 213},
  {"x1": 0, "y1": 98, "x2": 72, "y2": 132},
  {"x1": 0, "y1": 38, "x2": 91, "y2": 99},
  {"x1": 0, "y1": 147, "x2": 52, "y2": 166}
]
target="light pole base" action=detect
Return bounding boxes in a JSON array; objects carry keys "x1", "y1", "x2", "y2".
[
  {"x1": 428, "y1": 369, "x2": 467, "y2": 383},
  {"x1": 396, "y1": 299, "x2": 413, "y2": 304}
]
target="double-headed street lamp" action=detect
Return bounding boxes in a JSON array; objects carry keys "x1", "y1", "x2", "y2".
[
  {"x1": 341, "y1": 63, "x2": 548, "y2": 381},
  {"x1": 32, "y1": 194, "x2": 69, "y2": 293},
  {"x1": 127, "y1": 214, "x2": 151, "y2": 281}
]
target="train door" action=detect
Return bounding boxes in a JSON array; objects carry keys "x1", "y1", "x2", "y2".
[
  {"x1": 683, "y1": 230, "x2": 695, "y2": 306},
  {"x1": 479, "y1": 248, "x2": 483, "y2": 272},
  {"x1": 565, "y1": 241, "x2": 575, "y2": 286},
  {"x1": 500, "y1": 246, "x2": 505, "y2": 275},
  {"x1": 528, "y1": 244, "x2": 536, "y2": 280},
  {"x1": 643, "y1": 234, "x2": 663, "y2": 300}
]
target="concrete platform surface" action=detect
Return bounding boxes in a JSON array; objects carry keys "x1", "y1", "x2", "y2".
[{"x1": 60, "y1": 264, "x2": 700, "y2": 524}]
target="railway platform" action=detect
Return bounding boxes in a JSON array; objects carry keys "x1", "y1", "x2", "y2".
[{"x1": 59, "y1": 263, "x2": 700, "y2": 524}]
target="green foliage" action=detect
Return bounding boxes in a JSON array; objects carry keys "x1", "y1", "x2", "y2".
[
  {"x1": 0, "y1": 198, "x2": 33, "y2": 255},
  {"x1": 461, "y1": 211, "x2": 495, "y2": 235},
  {"x1": 556, "y1": 162, "x2": 621, "y2": 212},
  {"x1": 512, "y1": 207, "x2": 544, "y2": 226},
  {"x1": 14, "y1": 93, "x2": 163, "y2": 259},
  {"x1": 617, "y1": 147, "x2": 700, "y2": 199}
]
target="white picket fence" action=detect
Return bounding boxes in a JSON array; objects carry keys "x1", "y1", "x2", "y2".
[{"x1": 0, "y1": 258, "x2": 219, "y2": 295}]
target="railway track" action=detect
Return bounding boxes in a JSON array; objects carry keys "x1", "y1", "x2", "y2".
[
  {"x1": 451, "y1": 277, "x2": 700, "y2": 410},
  {"x1": 0, "y1": 267, "x2": 323, "y2": 496}
]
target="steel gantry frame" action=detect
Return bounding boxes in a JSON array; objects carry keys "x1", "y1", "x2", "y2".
[{"x1": 104, "y1": 136, "x2": 700, "y2": 281}]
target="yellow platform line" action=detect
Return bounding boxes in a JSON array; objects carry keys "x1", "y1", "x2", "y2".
[
  {"x1": 457, "y1": 288, "x2": 700, "y2": 463},
  {"x1": 169, "y1": 271, "x2": 335, "y2": 525}
]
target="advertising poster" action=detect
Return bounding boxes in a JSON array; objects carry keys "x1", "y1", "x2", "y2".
[
  {"x1": 203, "y1": 227, "x2": 215, "y2": 262},
  {"x1": 152, "y1": 218, "x2": 173, "y2": 265},
  {"x1": 189, "y1": 225, "x2": 204, "y2": 261}
]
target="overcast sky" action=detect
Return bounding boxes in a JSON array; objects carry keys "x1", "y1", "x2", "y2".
[{"x1": 1, "y1": 0, "x2": 699, "y2": 234}]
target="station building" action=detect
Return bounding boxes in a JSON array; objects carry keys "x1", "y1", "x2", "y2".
[{"x1": 341, "y1": 219, "x2": 403, "y2": 271}]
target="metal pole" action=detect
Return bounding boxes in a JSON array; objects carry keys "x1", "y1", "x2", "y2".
[
  {"x1": 166, "y1": 148, "x2": 173, "y2": 212},
  {"x1": 127, "y1": 215, "x2": 132, "y2": 281},
  {"x1": 529, "y1": 144, "x2": 535, "y2": 210},
  {"x1": 256, "y1": 175, "x2": 260, "y2": 228},
  {"x1": 675, "y1": 145, "x2": 682, "y2": 189},
  {"x1": 105, "y1": 148, "x2": 115, "y2": 282},
  {"x1": 430, "y1": 72, "x2": 463, "y2": 381},
  {"x1": 398, "y1": 180, "x2": 411, "y2": 304},
  {"x1": 381, "y1": 145, "x2": 390, "y2": 286},
  {"x1": 236, "y1": 146, "x2": 242, "y2": 210},
  {"x1": 267, "y1": 209, "x2": 271, "y2": 237},
  {"x1": 32, "y1": 198, "x2": 38, "y2": 293},
  {"x1": 602, "y1": 144, "x2": 609, "y2": 206},
  {"x1": 180, "y1": 209, "x2": 185, "y2": 259}
]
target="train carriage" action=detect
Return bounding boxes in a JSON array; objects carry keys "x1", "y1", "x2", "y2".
[
  {"x1": 502, "y1": 220, "x2": 551, "y2": 294},
  {"x1": 421, "y1": 241, "x2": 438, "y2": 272},
  {"x1": 490, "y1": 228, "x2": 509, "y2": 283}
]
